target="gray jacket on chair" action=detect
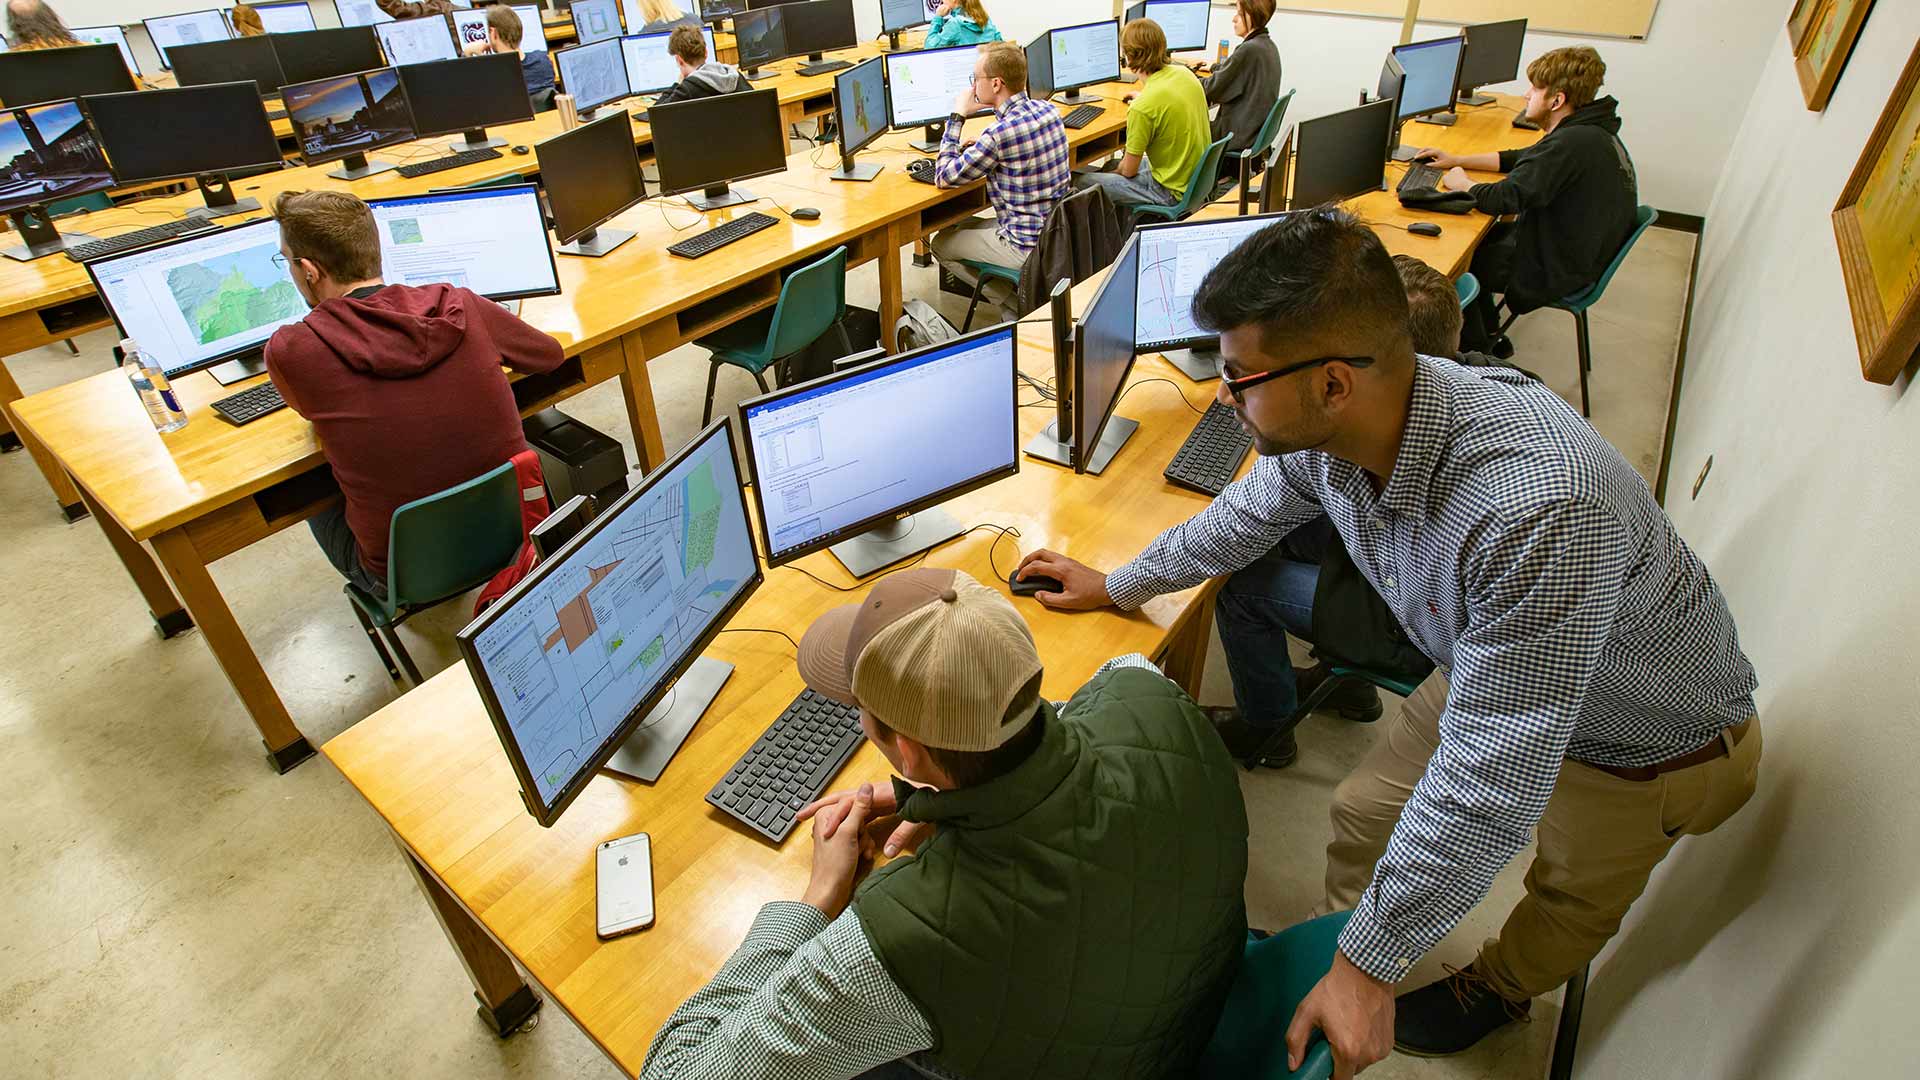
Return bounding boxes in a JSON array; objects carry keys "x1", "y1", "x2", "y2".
[{"x1": 1010, "y1": 187, "x2": 1130, "y2": 318}]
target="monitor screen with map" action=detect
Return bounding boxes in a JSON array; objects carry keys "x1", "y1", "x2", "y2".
[
  {"x1": 459, "y1": 418, "x2": 763, "y2": 826},
  {"x1": 84, "y1": 216, "x2": 310, "y2": 378},
  {"x1": 1134, "y1": 211, "x2": 1289, "y2": 353}
]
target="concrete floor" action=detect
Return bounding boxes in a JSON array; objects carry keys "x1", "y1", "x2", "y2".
[{"x1": 0, "y1": 219, "x2": 1694, "y2": 1078}]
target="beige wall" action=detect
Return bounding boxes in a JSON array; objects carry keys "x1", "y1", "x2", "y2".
[{"x1": 1578, "y1": 4, "x2": 1920, "y2": 1076}]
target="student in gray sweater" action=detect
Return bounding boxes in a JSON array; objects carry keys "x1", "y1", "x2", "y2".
[
  {"x1": 652, "y1": 24, "x2": 753, "y2": 108},
  {"x1": 1204, "y1": 0, "x2": 1282, "y2": 156}
]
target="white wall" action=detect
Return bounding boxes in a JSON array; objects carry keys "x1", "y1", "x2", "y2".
[{"x1": 1576, "y1": 2, "x2": 1920, "y2": 1076}]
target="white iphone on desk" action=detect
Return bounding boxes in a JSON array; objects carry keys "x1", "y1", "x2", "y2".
[{"x1": 596, "y1": 832, "x2": 655, "y2": 939}]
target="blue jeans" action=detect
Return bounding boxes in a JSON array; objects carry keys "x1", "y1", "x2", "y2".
[
  {"x1": 1073, "y1": 154, "x2": 1180, "y2": 208},
  {"x1": 310, "y1": 503, "x2": 387, "y2": 600},
  {"x1": 1214, "y1": 517, "x2": 1334, "y2": 731}
]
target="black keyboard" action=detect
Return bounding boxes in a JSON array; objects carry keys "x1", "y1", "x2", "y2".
[
  {"x1": 706, "y1": 688, "x2": 865, "y2": 842},
  {"x1": 210, "y1": 381, "x2": 287, "y2": 426},
  {"x1": 1164, "y1": 401, "x2": 1255, "y2": 496},
  {"x1": 905, "y1": 158, "x2": 937, "y2": 185},
  {"x1": 394, "y1": 146, "x2": 504, "y2": 178},
  {"x1": 1062, "y1": 103, "x2": 1105, "y2": 129},
  {"x1": 1397, "y1": 162, "x2": 1444, "y2": 194},
  {"x1": 666, "y1": 211, "x2": 779, "y2": 259},
  {"x1": 796, "y1": 59, "x2": 852, "y2": 76},
  {"x1": 64, "y1": 217, "x2": 219, "y2": 262}
]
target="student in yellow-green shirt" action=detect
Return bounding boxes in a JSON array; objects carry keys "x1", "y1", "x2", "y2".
[{"x1": 1073, "y1": 18, "x2": 1211, "y2": 210}]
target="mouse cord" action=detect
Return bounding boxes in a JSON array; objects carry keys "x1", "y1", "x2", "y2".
[
  {"x1": 778, "y1": 523, "x2": 1023, "y2": 593},
  {"x1": 717, "y1": 627, "x2": 800, "y2": 651}
]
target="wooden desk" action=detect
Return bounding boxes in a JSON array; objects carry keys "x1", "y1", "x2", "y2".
[{"x1": 322, "y1": 278, "x2": 1236, "y2": 1068}]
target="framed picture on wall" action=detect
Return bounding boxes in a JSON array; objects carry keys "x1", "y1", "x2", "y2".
[
  {"x1": 1832, "y1": 39, "x2": 1920, "y2": 385},
  {"x1": 1792, "y1": 0, "x2": 1876, "y2": 112}
]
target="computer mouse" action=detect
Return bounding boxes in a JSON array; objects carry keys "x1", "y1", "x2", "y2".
[
  {"x1": 1408, "y1": 222, "x2": 1442, "y2": 237},
  {"x1": 791, "y1": 207, "x2": 822, "y2": 221},
  {"x1": 511, "y1": 144, "x2": 530, "y2": 155},
  {"x1": 1009, "y1": 569, "x2": 1063, "y2": 597}
]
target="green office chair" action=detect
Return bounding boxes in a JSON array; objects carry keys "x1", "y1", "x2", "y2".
[
  {"x1": 1221, "y1": 90, "x2": 1294, "y2": 203},
  {"x1": 47, "y1": 191, "x2": 114, "y2": 355},
  {"x1": 431, "y1": 171, "x2": 528, "y2": 193},
  {"x1": 1131, "y1": 133, "x2": 1233, "y2": 225},
  {"x1": 1243, "y1": 665, "x2": 1424, "y2": 770},
  {"x1": 345, "y1": 460, "x2": 525, "y2": 686},
  {"x1": 1455, "y1": 272, "x2": 1481, "y2": 310},
  {"x1": 955, "y1": 260, "x2": 1022, "y2": 332},
  {"x1": 694, "y1": 245, "x2": 850, "y2": 425},
  {"x1": 1497, "y1": 205, "x2": 1659, "y2": 417},
  {"x1": 1198, "y1": 911, "x2": 1356, "y2": 1079}
]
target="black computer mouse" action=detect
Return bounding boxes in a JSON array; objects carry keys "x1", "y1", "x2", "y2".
[
  {"x1": 511, "y1": 144, "x2": 530, "y2": 155},
  {"x1": 1408, "y1": 222, "x2": 1442, "y2": 237},
  {"x1": 1009, "y1": 569, "x2": 1064, "y2": 597},
  {"x1": 791, "y1": 207, "x2": 822, "y2": 221}
]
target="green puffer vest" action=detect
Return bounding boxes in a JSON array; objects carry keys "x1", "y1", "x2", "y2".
[{"x1": 852, "y1": 667, "x2": 1250, "y2": 1080}]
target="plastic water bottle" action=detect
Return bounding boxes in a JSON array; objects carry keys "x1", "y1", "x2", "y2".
[
  {"x1": 123, "y1": 338, "x2": 188, "y2": 434},
  {"x1": 1217, "y1": 38, "x2": 1230, "y2": 65}
]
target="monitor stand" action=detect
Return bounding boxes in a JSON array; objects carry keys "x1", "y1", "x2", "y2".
[
  {"x1": 830, "y1": 149, "x2": 881, "y2": 182},
  {"x1": 556, "y1": 223, "x2": 635, "y2": 257},
  {"x1": 328, "y1": 152, "x2": 398, "y2": 181},
  {"x1": 684, "y1": 181, "x2": 755, "y2": 212},
  {"x1": 196, "y1": 173, "x2": 262, "y2": 219},
  {"x1": 884, "y1": 30, "x2": 904, "y2": 51},
  {"x1": 2, "y1": 206, "x2": 96, "y2": 262},
  {"x1": 828, "y1": 507, "x2": 966, "y2": 579},
  {"x1": 600, "y1": 656, "x2": 734, "y2": 784},
  {"x1": 909, "y1": 122, "x2": 943, "y2": 153},
  {"x1": 1457, "y1": 89, "x2": 1495, "y2": 107},
  {"x1": 1159, "y1": 345, "x2": 1219, "y2": 382},
  {"x1": 1021, "y1": 416, "x2": 1136, "y2": 475},
  {"x1": 1055, "y1": 89, "x2": 1100, "y2": 105},
  {"x1": 208, "y1": 348, "x2": 268, "y2": 386},
  {"x1": 1415, "y1": 111, "x2": 1457, "y2": 127},
  {"x1": 452, "y1": 127, "x2": 508, "y2": 151}
]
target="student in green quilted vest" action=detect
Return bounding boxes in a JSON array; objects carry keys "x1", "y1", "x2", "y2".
[{"x1": 640, "y1": 568, "x2": 1250, "y2": 1080}]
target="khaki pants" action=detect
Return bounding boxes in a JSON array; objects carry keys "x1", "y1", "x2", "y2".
[
  {"x1": 1318, "y1": 671, "x2": 1762, "y2": 1001},
  {"x1": 930, "y1": 216, "x2": 1025, "y2": 305}
]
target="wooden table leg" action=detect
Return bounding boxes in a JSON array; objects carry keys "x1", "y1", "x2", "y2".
[
  {"x1": 881, "y1": 219, "x2": 908, "y2": 352},
  {"x1": 1159, "y1": 586, "x2": 1218, "y2": 699},
  {"x1": 397, "y1": 834, "x2": 543, "y2": 1039},
  {"x1": 0, "y1": 357, "x2": 87, "y2": 520},
  {"x1": 74, "y1": 484, "x2": 193, "y2": 640},
  {"x1": 618, "y1": 332, "x2": 668, "y2": 472},
  {"x1": 149, "y1": 527, "x2": 315, "y2": 773}
]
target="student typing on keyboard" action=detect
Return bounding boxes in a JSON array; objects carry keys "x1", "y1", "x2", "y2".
[
  {"x1": 640, "y1": 568, "x2": 1249, "y2": 1080},
  {"x1": 263, "y1": 191, "x2": 563, "y2": 601}
]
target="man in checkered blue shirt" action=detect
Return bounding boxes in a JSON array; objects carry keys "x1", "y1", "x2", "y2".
[
  {"x1": 1017, "y1": 209, "x2": 1761, "y2": 1072},
  {"x1": 928, "y1": 42, "x2": 1069, "y2": 307}
]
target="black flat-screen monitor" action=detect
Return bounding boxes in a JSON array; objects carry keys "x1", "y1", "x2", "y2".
[
  {"x1": 0, "y1": 44, "x2": 136, "y2": 107},
  {"x1": 620, "y1": 27, "x2": 716, "y2": 95},
  {"x1": 144, "y1": 9, "x2": 233, "y2": 70},
  {"x1": 1034, "y1": 19, "x2": 1120, "y2": 100},
  {"x1": 702, "y1": 0, "x2": 748, "y2": 20},
  {"x1": 1134, "y1": 211, "x2": 1289, "y2": 354},
  {"x1": 376, "y1": 15, "x2": 462, "y2": 66},
  {"x1": 747, "y1": 0, "x2": 807, "y2": 7},
  {"x1": 571, "y1": 0, "x2": 623, "y2": 44},
  {"x1": 884, "y1": 43, "x2": 980, "y2": 129},
  {"x1": 271, "y1": 26, "x2": 385, "y2": 85},
  {"x1": 782, "y1": 0, "x2": 856, "y2": 61},
  {"x1": 171, "y1": 36, "x2": 288, "y2": 97},
  {"x1": 534, "y1": 109, "x2": 647, "y2": 245},
  {"x1": 86, "y1": 82, "x2": 283, "y2": 184},
  {"x1": 0, "y1": 99, "x2": 115, "y2": 215},
  {"x1": 880, "y1": 0, "x2": 927, "y2": 34},
  {"x1": 1458, "y1": 18, "x2": 1526, "y2": 100},
  {"x1": 1075, "y1": 235, "x2": 1139, "y2": 474},
  {"x1": 283, "y1": 68, "x2": 416, "y2": 168},
  {"x1": 69, "y1": 25, "x2": 142, "y2": 76},
  {"x1": 649, "y1": 87, "x2": 786, "y2": 201},
  {"x1": 252, "y1": 1, "x2": 319, "y2": 34},
  {"x1": 1390, "y1": 35, "x2": 1464, "y2": 123},
  {"x1": 365, "y1": 184, "x2": 561, "y2": 300},
  {"x1": 833, "y1": 55, "x2": 886, "y2": 158},
  {"x1": 1292, "y1": 98, "x2": 1392, "y2": 208},
  {"x1": 1124, "y1": 0, "x2": 1210, "y2": 52},
  {"x1": 731, "y1": 6, "x2": 787, "y2": 74},
  {"x1": 398, "y1": 54, "x2": 535, "y2": 141},
  {"x1": 554, "y1": 37, "x2": 631, "y2": 117}
]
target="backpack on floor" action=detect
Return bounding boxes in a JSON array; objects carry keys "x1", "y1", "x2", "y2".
[{"x1": 894, "y1": 299, "x2": 959, "y2": 353}]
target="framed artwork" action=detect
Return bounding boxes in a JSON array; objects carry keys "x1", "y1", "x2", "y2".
[
  {"x1": 1832, "y1": 39, "x2": 1920, "y2": 385},
  {"x1": 1792, "y1": 0, "x2": 1876, "y2": 112}
]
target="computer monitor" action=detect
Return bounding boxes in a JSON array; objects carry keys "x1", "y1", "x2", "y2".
[
  {"x1": 0, "y1": 45, "x2": 135, "y2": 108},
  {"x1": 0, "y1": 99, "x2": 116, "y2": 262},
  {"x1": 740, "y1": 322, "x2": 1018, "y2": 577},
  {"x1": 621, "y1": 0, "x2": 700, "y2": 34},
  {"x1": 1291, "y1": 98, "x2": 1391, "y2": 208},
  {"x1": 572, "y1": 0, "x2": 623, "y2": 44},
  {"x1": 69, "y1": 25, "x2": 141, "y2": 76},
  {"x1": 1021, "y1": 276, "x2": 1075, "y2": 466},
  {"x1": 885, "y1": 43, "x2": 985, "y2": 151},
  {"x1": 554, "y1": 37, "x2": 630, "y2": 120},
  {"x1": 335, "y1": 0, "x2": 397, "y2": 27},
  {"x1": 145, "y1": 9, "x2": 233, "y2": 70},
  {"x1": 649, "y1": 86, "x2": 784, "y2": 211},
  {"x1": 1390, "y1": 34, "x2": 1464, "y2": 136},
  {"x1": 620, "y1": 26, "x2": 715, "y2": 94},
  {"x1": 535, "y1": 109, "x2": 646, "y2": 255},
  {"x1": 1134, "y1": 211, "x2": 1288, "y2": 380},
  {"x1": 730, "y1": 6, "x2": 787, "y2": 78},
  {"x1": 1258, "y1": 125, "x2": 1291, "y2": 213},
  {"x1": 1124, "y1": 1, "x2": 1210, "y2": 53},
  {"x1": 1375, "y1": 53, "x2": 1413, "y2": 161},
  {"x1": 366, "y1": 183, "x2": 561, "y2": 300},
  {"x1": 1041, "y1": 18, "x2": 1121, "y2": 105},
  {"x1": 457, "y1": 417, "x2": 763, "y2": 826},
  {"x1": 84, "y1": 216, "x2": 310, "y2": 380},
  {"x1": 783, "y1": 0, "x2": 856, "y2": 62},
  {"x1": 828, "y1": 54, "x2": 884, "y2": 181},
  {"x1": 283, "y1": 68, "x2": 416, "y2": 180},
  {"x1": 1070, "y1": 237, "x2": 1140, "y2": 475},
  {"x1": 252, "y1": 1, "x2": 319, "y2": 34},
  {"x1": 879, "y1": 0, "x2": 927, "y2": 50},
  {"x1": 86, "y1": 83, "x2": 282, "y2": 217},
  {"x1": 172, "y1": 36, "x2": 288, "y2": 98},
  {"x1": 272, "y1": 26, "x2": 386, "y2": 84},
  {"x1": 701, "y1": 0, "x2": 748, "y2": 23},
  {"x1": 1457, "y1": 18, "x2": 1526, "y2": 106},
  {"x1": 453, "y1": 5, "x2": 549, "y2": 55},
  {"x1": 376, "y1": 15, "x2": 461, "y2": 66},
  {"x1": 398, "y1": 53, "x2": 535, "y2": 149},
  {"x1": 747, "y1": 0, "x2": 808, "y2": 7}
]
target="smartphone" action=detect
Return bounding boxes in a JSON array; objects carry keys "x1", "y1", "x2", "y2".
[{"x1": 596, "y1": 832, "x2": 655, "y2": 939}]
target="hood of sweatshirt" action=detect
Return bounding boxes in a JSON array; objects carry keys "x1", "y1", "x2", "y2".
[
  {"x1": 1560, "y1": 95, "x2": 1622, "y2": 136},
  {"x1": 687, "y1": 61, "x2": 748, "y2": 94},
  {"x1": 294, "y1": 282, "x2": 471, "y2": 379}
]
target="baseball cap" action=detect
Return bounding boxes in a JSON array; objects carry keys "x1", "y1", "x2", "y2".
[{"x1": 796, "y1": 568, "x2": 1043, "y2": 752}]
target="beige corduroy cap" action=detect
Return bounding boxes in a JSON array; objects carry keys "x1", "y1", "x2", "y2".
[{"x1": 796, "y1": 567, "x2": 1044, "y2": 752}]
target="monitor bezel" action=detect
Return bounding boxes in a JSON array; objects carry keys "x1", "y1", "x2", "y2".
[
  {"x1": 363, "y1": 182, "x2": 562, "y2": 302},
  {"x1": 81, "y1": 214, "x2": 305, "y2": 379},
  {"x1": 330, "y1": 0, "x2": 398, "y2": 29},
  {"x1": 730, "y1": 5, "x2": 790, "y2": 70},
  {"x1": 0, "y1": 43, "x2": 137, "y2": 106},
  {"x1": 68, "y1": 24, "x2": 144, "y2": 77},
  {"x1": 1290, "y1": 97, "x2": 1393, "y2": 208},
  {"x1": 396, "y1": 52, "x2": 537, "y2": 137},
  {"x1": 1073, "y1": 236, "x2": 1139, "y2": 475},
  {"x1": 1023, "y1": 31, "x2": 1054, "y2": 100},
  {"x1": 142, "y1": 8, "x2": 234, "y2": 70},
  {"x1": 282, "y1": 68, "x2": 416, "y2": 169},
  {"x1": 251, "y1": 0, "x2": 321, "y2": 33},
  {"x1": 833, "y1": 54, "x2": 887, "y2": 160},
  {"x1": 86, "y1": 81, "x2": 284, "y2": 185},
  {"x1": 879, "y1": 0, "x2": 929, "y2": 34},
  {"x1": 534, "y1": 108, "x2": 649, "y2": 244},
  {"x1": 649, "y1": 87, "x2": 787, "y2": 199},
  {"x1": 781, "y1": 0, "x2": 857, "y2": 58},
  {"x1": 1046, "y1": 18, "x2": 1122, "y2": 95},
  {"x1": 454, "y1": 417, "x2": 766, "y2": 828},
  {"x1": 883, "y1": 41, "x2": 991, "y2": 130},
  {"x1": 1133, "y1": 0, "x2": 1211, "y2": 53},
  {"x1": 0, "y1": 97, "x2": 116, "y2": 217},
  {"x1": 618, "y1": 27, "x2": 716, "y2": 95},
  {"x1": 553, "y1": 36, "x2": 632, "y2": 115},
  {"x1": 270, "y1": 26, "x2": 387, "y2": 85},
  {"x1": 738, "y1": 320, "x2": 1022, "y2": 568},
  {"x1": 1389, "y1": 34, "x2": 1466, "y2": 123},
  {"x1": 169, "y1": 34, "x2": 288, "y2": 97},
  {"x1": 1132, "y1": 209, "x2": 1293, "y2": 353},
  {"x1": 1458, "y1": 18, "x2": 1527, "y2": 94},
  {"x1": 570, "y1": 0, "x2": 624, "y2": 45},
  {"x1": 374, "y1": 14, "x2": 462, "y2": 66}
]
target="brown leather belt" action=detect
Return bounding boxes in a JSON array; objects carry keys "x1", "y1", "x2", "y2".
[{"x1": 1579, "y1": 718, "x2": 1753, "y2": 783}]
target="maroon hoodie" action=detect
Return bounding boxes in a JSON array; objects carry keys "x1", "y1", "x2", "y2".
[{"x1": 266, "y1": 283, "x2": 565, "y2": 580}]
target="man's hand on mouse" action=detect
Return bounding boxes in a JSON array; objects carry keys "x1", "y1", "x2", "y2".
[
  {"x1": 1014, "y1": 550, "x2": 1113, "y2": 611},
  {"x1": 1412, "y1": 148, "x2": 1462, "y2": 169}
]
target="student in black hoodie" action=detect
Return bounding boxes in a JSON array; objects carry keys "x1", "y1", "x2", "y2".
[
  {"x1": 1416, "y1": 46, "x2": 1638, "y2": 355},
  {"x1": 650, "y1": 25, "x2": 752, "y2": 108}
]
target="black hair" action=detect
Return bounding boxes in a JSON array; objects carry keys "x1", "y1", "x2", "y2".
[{"x1": 1192, "y1": 205, "x2": 1412, "y2": 352}]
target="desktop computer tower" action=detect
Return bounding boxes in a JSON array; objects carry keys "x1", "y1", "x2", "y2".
[{"x1": 523, "y1": 408, "x2": 628, "y2": 512}]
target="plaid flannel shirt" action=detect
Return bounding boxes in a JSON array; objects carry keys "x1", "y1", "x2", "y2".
[{"x1": 935, "y1": 93, "x2": 1071, "y2": 254}]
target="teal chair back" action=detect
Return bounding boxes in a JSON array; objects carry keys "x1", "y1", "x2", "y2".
[
  {"x1": 380, "y1": 460, "x2": 524, "y2": 613},
  {"x1": 1238, "y1": 90, "x2": 1295, "y2": 169},
  {"x1": 1138, "y1": 134, "x2": 1233, "y2": 222},
  {"x1": 1557, "y1": 205, "x2": 1658, "y2": 312},
  {"x1": 1198, "y1": 911, "x2": 1356, "y2": 1080},
  {"x1": 1455, "y1": 272, "x2": 1481, "y2": 310},
  {"x1": 764, "y1": 245, "x2": 849, "y2": 361},
  {"x1": 49, "y1": 190, "x2": 112, "y2": 216}
]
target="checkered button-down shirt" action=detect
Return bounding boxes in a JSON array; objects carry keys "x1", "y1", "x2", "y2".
[
  {"x1": 935, "y1": 92, "x2": 1071, "y2": 254},
  {"x1": 1105, "y1": 356, "x2": 1758, "y2": 982}
]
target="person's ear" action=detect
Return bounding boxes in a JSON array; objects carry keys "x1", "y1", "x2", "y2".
[{"x1": 1319, "y1": 361, "x2": 1360, "y2": 412}]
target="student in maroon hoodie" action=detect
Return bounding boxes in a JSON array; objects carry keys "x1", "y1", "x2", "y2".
[{"x1": 265, "y1": 190, "x2": 565, "y2": 598}]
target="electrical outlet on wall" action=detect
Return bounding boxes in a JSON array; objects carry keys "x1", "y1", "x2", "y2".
[{"x1": 1691, "y1": 455, "x2": 1714, "y2": 500}]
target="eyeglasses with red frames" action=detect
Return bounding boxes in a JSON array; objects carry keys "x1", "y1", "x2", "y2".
[{"x1": 1216, "y1": 354, "x2": 1376, "y2": 403}]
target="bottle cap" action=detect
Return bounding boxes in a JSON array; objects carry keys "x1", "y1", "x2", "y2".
[{"x1": 119, "y1": 337, "x2": 139, "y2": 353}]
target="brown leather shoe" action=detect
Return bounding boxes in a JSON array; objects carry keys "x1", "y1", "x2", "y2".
[{"x1": 1295, "y1": 663, "x2": 1383, "y2": 723}]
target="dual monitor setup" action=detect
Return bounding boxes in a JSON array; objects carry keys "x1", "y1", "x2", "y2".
[{"x1": 548, "y1": 24, "x2": 719, "y2": 120}]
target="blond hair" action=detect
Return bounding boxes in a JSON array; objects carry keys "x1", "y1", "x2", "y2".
[
  {"x1": 1527, "y1": 46, "x2": 1606, "y2": 110},
  {"x1": 953, "y1": 0, "x2": 988, "y2": 26},
  {"x1": 487, "y1": 3, "x2": 524, "y2": 48},
  {"x1": 274, "y1": 191, "x2": 382, "y2": 283},
  {"x1": 979, "y1": 40, "x2": 1025, "y2": 93},
  {"x1": 230, "y1": 4, "x2": 265, "y2": 36},
  {"x1": 1121, "y1": 18, "x2": 1169, "y2": 75}
]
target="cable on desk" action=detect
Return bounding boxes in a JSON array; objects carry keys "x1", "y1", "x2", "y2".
[
  {"x1": 976, "y1": 522, "x2": 1022, "y2": 582},
  {"x1": 718, "y1": 626, "x2": 800, "y2": 650},
  {"x1": 779, "y1": 523, "x2": 1024, "y2": 593},
  {"x1": 1118, "y1": 376, "x2": 1207, "y2": 415}
]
